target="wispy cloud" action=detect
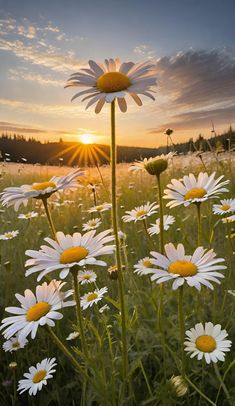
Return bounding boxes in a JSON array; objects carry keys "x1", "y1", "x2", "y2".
[
  {"x1": 133, "y1": 44, "x2": 156, "y2": 59},
  {"x1": 8, "y1": 68, "x2": 64, "y2": 86},
  {"x1": 0, "y1": 121, "x2": 46, "y2": 133}
]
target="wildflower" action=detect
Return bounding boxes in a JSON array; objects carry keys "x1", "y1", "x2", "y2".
[
  {"x1": 184, "y1": 322, "x2": 232, "y2": 364},
  {"x1": 3, "y1": 335, "x2": 28, "y2": 352},
  {"x1": 66, "y1": 331, "x2": 79, "y2": 341},
  {"x1": 0, "y1": 280, "x2": 75, "y2": 340},
  {"x1": 129, "y1": 153, "x2": 174, "y2": 176},
  {"x1": 107, "y1": 265, "x2": 118, "y2": 280},
  {"x1": 222, "y1": 215, "x2": 235, "y2": 224},
  {"x1": 228, "y1": 290, "x2": 235, "y2": 297},
  {"x1": 99, "y1": 304, "x2": 110, "y2": 313},
  {"x1": 87, "y1": 203, "x2": 112, "y2": 213},
  {"x1": 149, "y1": 243, "x2": 225, "y2": 290},
  {"x1": 163, "y1": 172, "x2": 229, "y2": 208},
  {"x1": 18, "y1": 358, "x2": 56, "y2": 396},
  {"x1": 213, "y1": 199, "x2": 235, "y2": 215},
  {"x1": 18, "y1": 211, "x2": 38, "y2": 220},
  {"x1": 169, "y1": 375, "x2": 188, "y2": 397},
  {"x1": 25, "y1": 230, "x2": 114, "y2": 280},
  {"x1": 0, "y1": 168, "x2": 84, "y2": 211},
  {"x1": 122, "y1": 202, "x2": 158, "y2": 222},
  {"x1": 82, "y1": 218, "x2": 101, "y2": 231},
  {"x1": 65, "y1": 59, "x2": 156, "y2": 113},
  {"x1": 80, "y1": 287, "x2": 108, "y2": 310},
  {"x1": 0, "y1": 230, "x2": 19, "y2": 240},
  {"x1": 77, "y1": 270, "x2": 97, "y2": 285},
  {"x1": 148, "y1": 215, "x2": 175, "y2": 236},
  {"x1": 134, "y1": 257, "x2": 154, "y2": 276}
]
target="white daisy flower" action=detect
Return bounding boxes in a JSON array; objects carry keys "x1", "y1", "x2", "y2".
[
  {"x1": 122, "y1": 202, "x2": 158, "y2": 223},
  {"x1": 0, "y1": 230, "x2": 19, "y2": 240},
  {"x1": 0, "y1": 168, "x2": 84, "y2": 211},
  {"x1": 163, "y1": 172, "x2": 229, "y2": 208},
  {"x1": 87, "y1": 203, "x2": 112, "y2": 213},
  {"x1": 129, "y1": 153, "x2": 175, "y2": 174},
  {"x1": 18, "y1": 357, "x2": 57, "y2": 396},
  {"x1": 0, "y1": 280, "x2": 75, "y2": 340},
  {"x1": 149, "y1": 243, "x2": 226, "y2": 291},
  {"x1": 66, "y1": 331, "x2": 79, "y2": 341},
  {"x1": 99, "y1": 304, "x2": 110, "y2": 313},
  {"x1": 228, "y1": 290, "x2": 235, "y2": 297},
  {"x1": 184, "y1": 322, "x2": 232, "y2": 364},
  {"x1": 222, "y1": 215, "x2": 235, "y2": 224},
  {"x1": 81, "y1": 287, "x2": 108, "y2": 310},
  {"x1": 148, "y1": 215, "x2": 175, "y2": 236},
  {"x1": 65, "y1": 59, "x2": 157, "y2": 113},
  {"x1": 18, "y1": 211, "x2": 38, "y2": 220},
  {"x1": 134, "y1": 257, "x2": 155, "y2": 276},
  {"x1": 25, "y1": 230, "x2": 114, "y2": 281},
  {"x1": 213, "y1": 198, "x2": 235, "y2": 215},
  {"x1": 3, "y1": 334, "x2": 28, "y2": 352},
  {"x1": 77, "y1": 270, "x2": 97, "y2": 285},
  {"x1": 82, "y1": 218, "x2": 101, "y2": 231}
]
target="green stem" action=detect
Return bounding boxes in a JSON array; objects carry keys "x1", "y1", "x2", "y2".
[
  {"x1": 214, "y1": 363, "x2": 233, "y2": 406},
  {"x1": 215, "y1": 359, "x2": 235, "y2": 403},
  {"x1": 185, "y1": 376, "x2": 216, "y2": 406},
  {"x1": 196, "y1": 203, "x2": 202, "y2": 246},
  {"x1": 110, "y1": 99, "x2": 128, "y2": 382},
  {"x1": 41, "y1": 198, "x2": 57, "y2": 240},
  {"x1": 72, "y1": 270, "x2": 88, "y2": 358},
  {"x1": 156, "y1": 174, "x2": 164, "y2": 254},
  {"x1": 178, "y1": 285, "x2": 186, "y2": 378}
]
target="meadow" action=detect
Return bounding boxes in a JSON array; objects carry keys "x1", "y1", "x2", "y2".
[{"x1": 0, "y1": 152, "x2": 234, "y2": 406}]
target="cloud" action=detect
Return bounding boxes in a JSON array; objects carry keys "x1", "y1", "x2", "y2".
[
  {"x1": 8, "y1": 68, "x2": 64, "y2": 86},
  {"x1": 133, "y1": 44, "x2": 156, "y2": 59},
  {"x1": 0, "y1": 121, "x2": 46, "y2": 133}
]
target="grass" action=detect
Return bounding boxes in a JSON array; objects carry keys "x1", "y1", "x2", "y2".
[{"x1": 0, "y1": 154, "x2": 234, "y2": 405}]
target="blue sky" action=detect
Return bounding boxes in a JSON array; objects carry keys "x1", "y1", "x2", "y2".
[{"x1": 0, "y1": 0, "x2": 235, "y2": 147}]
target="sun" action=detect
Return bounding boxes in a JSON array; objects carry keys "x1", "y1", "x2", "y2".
[{"x1": 80, "y1": 133, "x2": 94, "y2": 144}]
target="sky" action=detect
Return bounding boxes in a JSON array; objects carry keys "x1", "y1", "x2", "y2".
[{"x1": 0, "y1": 0, "x2": 235, "y2": 147}]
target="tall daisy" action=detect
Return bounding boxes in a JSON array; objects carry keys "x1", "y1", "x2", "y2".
[
  {"x1": 184, "y1": 322, "x2": 232, "y2": 364},
  {"x1": 213, "y1": 198, "x2": 235, "y2": 215},
  {"x1": 82, "y1": 218, "x2": 102, "y2": 231},
  {"x1": 148, "y1": 243, "x2": 226, "y2": 290},
  {"x1": 87, "y1": 203, "x2": 112, "y2": 213},
  {"x1": 80, "y1": 287, "x2": 108, "y2": 310},
  {"x1": 3, "y1": 334, "x2": 28, "y2": 352},
  {"x1": 0, "y1": 168, "x2": 84, "y2": 211},
  {"x1": 148, "y1": 215, "x2": 175, "y2": 236},
  {"x1": 0, "y1": 280, "x2": 75, "y2": 340},
  {"x1": 25, "y1": 230, "x2": 114, "y2": 281},
  {"x1": 0, "y1": 230, "x2": 19, "y2": 240},
  {"x1": 122, "y1": 202, "x2": 158, "y2": 223},
  {"x1": 163, "y1": 172, "x2": 229, "y2": 208},
  {"x1": 129, "y1": 153, "x2": 175, "y2": 175},
  {"x1": 18, "y1": 358, "x2": 57, "y2": 396},
  {"x1": 65, "y1": 59, "x2": 157, "y2": 113},
  {"x1": 134, "y1": 257, "x2": 155, "y2": 276}
]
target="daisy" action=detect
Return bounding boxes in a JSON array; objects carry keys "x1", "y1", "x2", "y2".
[
  {"x1": 25, "y1": 230, "x2": 114, "y2": 281},
  {"x1": 99, "y1": 304, "x2": 110, "y2": 313},
  {"x1": 87, "y1": 203, "x2": 112, "y2": 213},
  {"x1": 18, "y1": 211, "x2": 38, "y2": 220},
  {"x1": 82, "y1": 218, "x2": 101, "y2": 231},
  {"x1": 122, "y1": 202, "x2": 158, "y2": 223},
  {"x1": 80, "y1": 287, "x2": 108, "y2": 310},
  {"x1": 0, "y1": 280, "x2": 75, "y2": 340},
  {"x1": 213, "y1": 199, "x2": 235, "y2": 215},
  {"x1": 184, "y1": 322, "x2": 232, "y2": 364},
  {"x1": 66, "y1": 331, "x2": 79, "y2": 341},
  {"x1": 148, "y1": 215, "x2": 175, "y2": 236},
  {"x1": 0, "y1": 230, "x2": 19, "y2": 240},
  {"x1": 77, "y1": 270, "x2": 97, "y2": 285},
  {"x1": 129, "y1": 153, "x2": 175, "y2": 175},
  {"x1": 149, "y1": 243, "x2": 226, "y2": 290},
  {"x1": 65, "y1": 59, "x2": 157, "y2": 113},
  {"x1": 222, "y1": 215, "x2": 235, "y2": 224},
  {"x1": 18, "y1": 358, "x2": 57, "y2": 396},
  {"x1": 3, "y1": 334, "x2": 28, "y2": 352},
  {"x1": 0, "y1": 168, "x2": 84, "y2": 211},
  {"x1": 228, "y1": 290, "x2": 235, "y2": 297},
  {"x1": 163, "y1": 172, "x2": 229, "y2": 208},
  {"x1": 134, "y1": 257, "x2": 155, "y2": 276}
]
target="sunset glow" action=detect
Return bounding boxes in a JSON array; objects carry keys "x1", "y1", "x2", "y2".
[{"x1": 80, "y1": 134, "x2": 94, "y2": 144}]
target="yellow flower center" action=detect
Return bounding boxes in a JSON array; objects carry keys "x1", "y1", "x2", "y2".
[
  {"x1": 12, "y1": 342, "x2": 20, "y2": 349},
  {"x1": 5, "y1": 233, "x2": 13, "y2": 238},
  {"x1": 60, "y1": 246, "x2": 88, "y2": 264},
  {"x1": 195, "y1": 335, "x2": 216, "y2": 352},
  {"x1": 143, "y1": 260, "x2": 153, "y2": 268},
  {"x1": 95, "y1": 205, "x2": 104, "y2": 211},
  {"x1": 96, "y1": 72, "x2": 131, "y2": 93},
  {"x1": 32, "y1": 370, "x2": 47, "y2": 384},
  {"x1": 136, "y1": 210, "x2": 147, "y2": 217},
  {"x1": 32, "y1": 181, "x2": 56, "y2": 191},
  {"x1": 184, "y1": 187, "x2": 206, "y2": 200},
  {"x1": 83, "y1": 274, "x2": 91, "y2": 280},
  {"x1": 168, "y1": 260, "x2": 197, "y2": 277},
  {"x1": 87, "y1": 292, "x2": 98, "y2": 302},
  {"x1": 26, "y1": 302, "x2": 51, "y2": 321},
  {"x1": 221, "y1": 204, "x2": 230, "y2": 211}
]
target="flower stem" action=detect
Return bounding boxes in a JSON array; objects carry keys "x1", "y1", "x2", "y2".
[
  {"x1": 110, "y1": 100, "x2": 128, "y2": 382},
  {"x1": 156, "y1": 174, "x2": 164, "y2": 254},
  {"x1": 185, "y1": 376, "x2": 216, "y2": 406},
  {"x1": 214, "y1": 363, "x2": 233, "y2": 406},
  {"x1": 41, "y1": 198, "x2": 57, "y2": 240},
  {"x1": 72, "y1": 270, "x2": 88, "y2": 358},
  {"x1": 178, "y1": 285, "x2": 186, "y2": 378},
  {"x1": 196, "y1": 203, "x2": 202, "y2": 246}
]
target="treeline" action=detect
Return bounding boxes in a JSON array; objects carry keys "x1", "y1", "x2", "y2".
[{"x1": 0, "y1": 127, "x2": 234, "y2": 166}]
